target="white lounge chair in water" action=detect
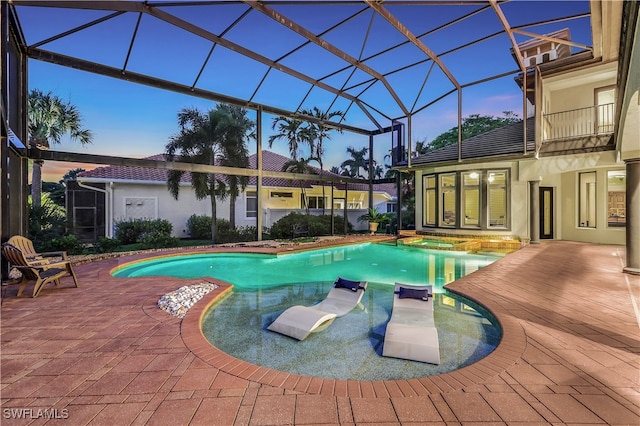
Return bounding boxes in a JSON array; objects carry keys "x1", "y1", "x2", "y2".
[
  {"x1": 267, "y1": 277, "x2": 367, "y2": 341},
  {"x1": 382, "y1": 283, "x2": 440, "y2": 364}
]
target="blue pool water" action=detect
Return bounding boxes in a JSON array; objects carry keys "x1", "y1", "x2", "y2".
[{"x1": 114, "y1": 243, "x2": 502, "y2": 380}]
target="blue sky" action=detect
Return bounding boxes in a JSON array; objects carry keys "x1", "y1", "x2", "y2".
[{"x1": 18, "y1": 1, "x2": 592, "y2": 182}]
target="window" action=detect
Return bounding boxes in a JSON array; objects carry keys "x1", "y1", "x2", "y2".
[
  {"x1": 462, "y1": 172, "x2": 480, "y2": 227},
  {"x1": 607, "y1": 170, "x2": 626, "y2": 227},
  {"x1": 306, "y1": 196, "x2": 326, "y2": 209},
  {"x1": 246, "y1": 191, "x2": 257, "y2": 218},
  {"x1": 488, "y1": 171, "x2": 508, "y2": 228},
  {"x1": 270, "y1": 191, "x2": 292, "y2": 198},
  {"x1": 386, "y1": 202, "x2": 397, "y2": 213},
  {"x1": 423, "y1": 175, "x2": 436, "y2": 226},
  {"x1": 439, "y1": 173, "x2": 456, "y2": 227},
  {"x1": 422, "y1": 169, "x2": 510, "y2": 230},
  {"x1": 578, "y1": 172, "x2": 596, "y2": 228}
]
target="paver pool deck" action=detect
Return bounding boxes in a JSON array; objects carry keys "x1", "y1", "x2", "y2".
[{"x1": 1, "y1": 237, "x2": 639, "y2": 425}]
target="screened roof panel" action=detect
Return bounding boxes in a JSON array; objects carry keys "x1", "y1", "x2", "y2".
[
  {"x1": 250, "y1": 68, "x2": 313, "y2": 112},
  {"x1": 384, "y1": 3, "x2": 490, "y2": 37},
  {"x1": 363, "y1": 42, "x2": 431, "y2": 76},
  {"x1": 278, "y1": 43, "x2": 353, "y2": 81},
  {"x1": 34, "y1": 13, "x2": 137, "y2": 69},
  {"x1": 10, "y1": 0, "x2": 597, "y2": 134},
  {"x1": 405, "y1": 66, "x2": 457, "y2": 114},
  {"x1": 298, "y1": 86, "x2": 351, "y2": 117},
  {"x1": 439, "y1": 34, "x2": 521, "y2": 86},
  {"x1": 268, "y1": 3, "x2": 369, "y2": 36},
  {"x1": 194, "y1": 46, "x2": 270, "y2": 101},
  {"x1": 125, "y1": 15, "x2": 214, "y2": 85},
  {"x1": 223, "y1": 10, "x2": 309, "y2": 60},
  {"x1": 13, "y1": 5, "x2": 112, "y2": 45},
  {"x1": 156, "y1": 3, "x2": 252, "y2": 37}
]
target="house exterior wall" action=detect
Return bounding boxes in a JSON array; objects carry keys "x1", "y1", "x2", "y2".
[
  {"x1": 100, "y1": 182, "x2": 392, "y2": 238},
  {"x1": 519, "y1": 151, "x2": 625, "y2": 245},
  {"x1": 110, "y1": 182, "x2": 225, "y2": 238},
  {"x1": 233, "y1": 185, "x2": 394, "y2": 231},
  {"x1": 413, "y1": 150, "x2": 626, "y2": 246}
]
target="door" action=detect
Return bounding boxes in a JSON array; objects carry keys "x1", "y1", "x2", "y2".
[{"x1": 540, "y1": 187, "x2": 554, "y2": 239}]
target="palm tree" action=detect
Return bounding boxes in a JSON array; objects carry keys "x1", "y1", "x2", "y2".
[
  {"x1": 165, "y1": 104, "x2": 251, "y2": 243},
  {"x1": 300, "y1": 106, "x2": 344, "y2": 214},
  {"x1": 281, "y1": 157, "x2": 316, "y2": 214},
  {"x1": 28, "y1": 89, "x2": 93, "y2": 208},
  {"x1": 268, "y1": 116, "x2": 307, "y2": 160},
  {"x1": 216, "y1": 104, "x2": 254, "y2": 228},
  {"x1": 340, "y1": 146, "x2": 370, "y2": 179}
]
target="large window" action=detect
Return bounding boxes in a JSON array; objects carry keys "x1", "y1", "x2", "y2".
[
  {"x1": 246, "y1": 191, "x2": 257, "y2": 218},
  {"x1": 462, "y1": 172, "x2": 480, "y2": 227},
  {"x1": 423, "y1": 169, "x2": 510, "y2": 230},
  {"x1": 305, "y1": 196, "x2": 326, "y2": 209},
  {"x1": 439, "y1": 174, "x2": 457, "y2": 227},
  {"x1": 423, "y1": 175, "x2": 436, "y2": 226},
  {"x1": 488, "y1": 171, "x2": 508, "y2": 228},
  {"x1": 578, "y1": 171, "x2": 596, "y2": 228},
  {"x1": 607, "y1": 170, "x2": 626, "y2": 227}
]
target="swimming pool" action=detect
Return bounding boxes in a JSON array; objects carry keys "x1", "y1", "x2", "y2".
[{"x1": 114, "y1": 243, "x2": 502, "y2": 379}]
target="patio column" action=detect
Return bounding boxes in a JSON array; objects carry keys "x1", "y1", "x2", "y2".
[
  {"x1": 529, "y1": 179, "x2": 540, "y2": 244},
  {"x1": 624, "y1": 158, "x2": 640, "y2": 274}
]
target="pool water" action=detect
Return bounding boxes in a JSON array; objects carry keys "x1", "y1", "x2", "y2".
[{"x1": 114, "y1": 243, "x2": 502, "y2": 380}]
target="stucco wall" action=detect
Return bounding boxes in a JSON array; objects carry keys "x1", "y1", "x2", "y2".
[
  {"x1": 111, "y1": 182, "x2": 227, "y2": 238},
  {"x1": 413, "y1": 150, "x2": 626, "y2": 246}
]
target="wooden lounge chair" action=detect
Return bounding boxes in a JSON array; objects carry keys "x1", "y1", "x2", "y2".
[
  {"x1": 382, "y1": 283, "x2": 440, "y2": 364},
  {"x1": 2, "y1": 243, "x2": 79, "y2": 297},
  {"x1": 267, "y1": 277, "x2": 367, "y2": 341},
  {"x1": 7, "y1": 235, "x2": 68, "y2": 266}
]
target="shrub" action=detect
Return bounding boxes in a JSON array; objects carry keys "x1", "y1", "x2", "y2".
[
  {"x1": 115, "y1": 218, "x2": 173, "y2": 244},
  {"x1": 42, "y1": 234, "x2": 85, "y2": 255},
  {"x1": 94, "y1": 237, "x2": 121, "y2": 253},
  {"x1": 186, "y1": 214, "x2": 212, "y2": 240},
  {"x1": 139, "y1": 230, "x2": 179, "y2": 249},
  {"x1": 29, "y1": 194, "x2": 67, "y2": 250},
  {"x1": 187, "y1": 215, "x2": 257, "y2": 243},
  {"x1": 269, "y1": 213, "x2": 351, "y2": 239}
]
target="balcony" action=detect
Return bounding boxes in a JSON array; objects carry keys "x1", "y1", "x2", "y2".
[{"x1": 542, "y1": 103, "x2": 615, "y2": 142}]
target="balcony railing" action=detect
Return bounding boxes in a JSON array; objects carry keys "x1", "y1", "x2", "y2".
[{"x1": 542, "y1": 103, "x2": 614, "y2": 141}]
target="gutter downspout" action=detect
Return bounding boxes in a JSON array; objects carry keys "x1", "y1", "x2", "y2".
[{"x1": 77, "y1": 180, "x2": 113, "y2": 238}]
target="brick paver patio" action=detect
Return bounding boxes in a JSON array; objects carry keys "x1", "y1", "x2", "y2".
[{"x1": 1, "y1": 239, "x2": 639, "y2": 425}]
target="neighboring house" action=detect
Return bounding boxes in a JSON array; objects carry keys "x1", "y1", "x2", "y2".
[
  {"x1": 67, "y1": 150, "x2": 397, "y2": 241},
  {"x1": 406, "y1": 7, "x2": 637, "y2": 250}
]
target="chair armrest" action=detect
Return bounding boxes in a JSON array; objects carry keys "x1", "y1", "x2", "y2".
[
  {"x1": 39, "y1": 251, "x2": 69, "y2": 260},
  {"x1": 43, "y1": 260, "x2": 73, "y2": 270}
]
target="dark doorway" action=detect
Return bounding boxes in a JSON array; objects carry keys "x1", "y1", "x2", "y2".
[{"x1": 540, "y1": 187, "x2": 554, "y2": 239}]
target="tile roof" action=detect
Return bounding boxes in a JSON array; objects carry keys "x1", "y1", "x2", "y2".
[
  {"x1": 79, "y1": 150, "x2": 396, "y2": 196},
  {"x1": 408, "y1": 120, "x2": 535, "y2": 166}
]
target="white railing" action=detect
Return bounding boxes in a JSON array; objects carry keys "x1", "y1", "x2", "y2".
[{"x1": 542, "y1": 103, "x2": 614, "y2": 141}]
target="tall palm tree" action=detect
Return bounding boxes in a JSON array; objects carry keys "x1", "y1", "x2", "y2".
[
  {"x1": 216, "y1": 104, "x2": 254, "y2": 228},
  {"x1": 300, "y1": 106, "x2": 344, "y2": 214},
  {"x1": 281, "y1": 157, "x2": 315, "y2": 214},
  {"x1": 268, "y1": 116, "x2": 307, "y2": 160},
  {"x1": 340, "y1": 146, "x2": 370, "y2": 179},
  {"x1": 165, "y1": 104, "x2": 251, "y2": 243},
  {"x1": 28, "y1": 89, "x2": 93, "y2": 208}
]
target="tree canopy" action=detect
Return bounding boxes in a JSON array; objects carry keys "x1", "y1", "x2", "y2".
[{"x1": 427, "y1": 111, "x2": 519, "y2": 152}]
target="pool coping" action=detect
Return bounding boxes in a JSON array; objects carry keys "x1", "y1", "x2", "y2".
[{"x1": 176, "y1": 246, "x2": 526, "y2": 398}]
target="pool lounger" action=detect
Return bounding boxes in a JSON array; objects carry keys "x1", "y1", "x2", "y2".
[
  {"x1": 267, "y1": 277, "x2": 367, "y2": 341},
  {"x1": 382, "y1": 283, "x2": 440, "y2": 364}
]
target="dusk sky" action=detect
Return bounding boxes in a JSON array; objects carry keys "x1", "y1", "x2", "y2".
[{"x1": 15, "y1": 1, "x2": 592, "y2": 182}]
